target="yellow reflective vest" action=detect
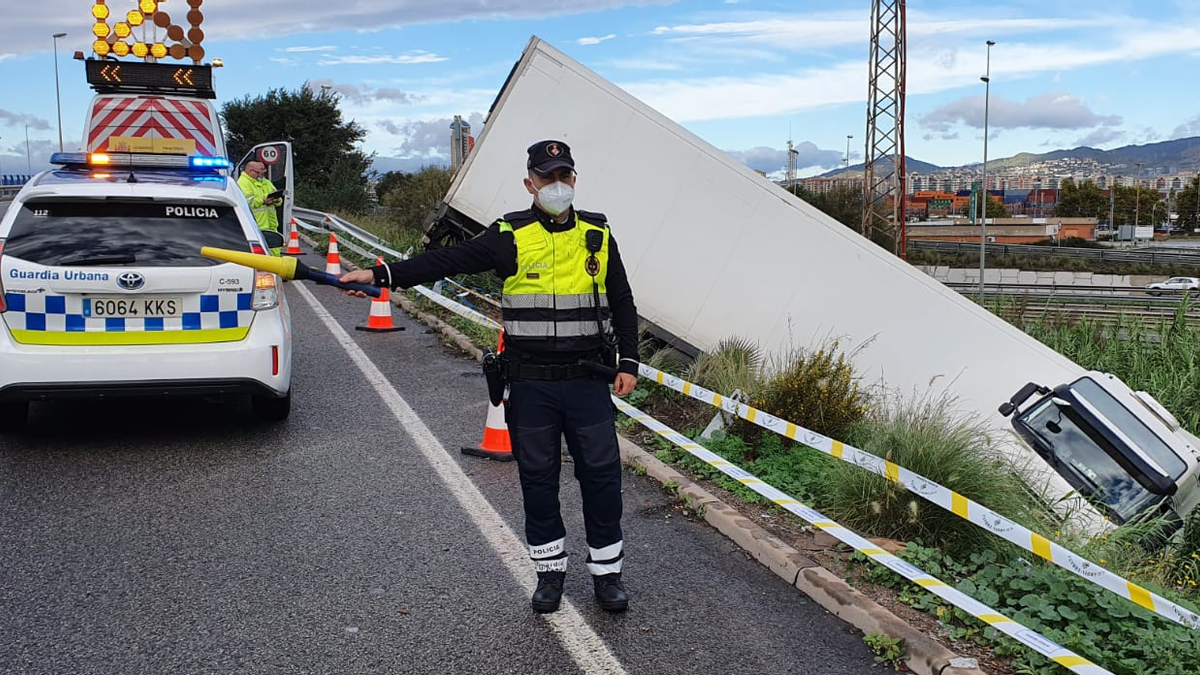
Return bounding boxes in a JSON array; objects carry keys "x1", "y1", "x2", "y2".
[
  {"x1": 237, "y1": 172, "x2": 280, "y2": 233},
  {"x1": 498, "y1": 209, "x2": 612, "y2": 353}
]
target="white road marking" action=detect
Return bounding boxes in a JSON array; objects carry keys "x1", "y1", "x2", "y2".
[{"x1": 294, "y1": 284, "x2": 629, "y2": 675}]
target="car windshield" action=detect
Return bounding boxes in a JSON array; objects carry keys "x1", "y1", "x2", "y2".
[
  {"x1": 1017, "y1": 398, "x2": 1161, "y2": 522},
  {"x1": 4, "y1": 200, "x2": 248, "y2": 268}
]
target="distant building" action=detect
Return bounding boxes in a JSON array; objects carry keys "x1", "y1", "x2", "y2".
[{"x1": 450, "y1": 115, "x2": 475, "y2": 172}]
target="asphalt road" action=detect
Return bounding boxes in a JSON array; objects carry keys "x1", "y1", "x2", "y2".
[{"x1": 0, "y1": 256, "x2": 884, "y2": 675}]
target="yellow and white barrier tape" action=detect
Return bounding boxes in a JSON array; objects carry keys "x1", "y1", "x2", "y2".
[
  {"x1": 614, "y1": 397, "x2": 1115, "y2": 675},
  {"x1": 636, "y1": 364, "x2": 1200, "y2": 632}
]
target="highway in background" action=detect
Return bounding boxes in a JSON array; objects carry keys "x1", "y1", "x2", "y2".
[{"x1": 0, "y1": 245, "x2": 881, "y2": 675}]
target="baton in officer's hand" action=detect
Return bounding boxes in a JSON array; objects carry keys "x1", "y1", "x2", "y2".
[{"x1": 199, "y1": 247, "x2": 382, "y2": 298}]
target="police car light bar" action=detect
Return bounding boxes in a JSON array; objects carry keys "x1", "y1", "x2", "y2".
[{"x1": 50, "y1": 152, "x2": 231, "y2": 171}]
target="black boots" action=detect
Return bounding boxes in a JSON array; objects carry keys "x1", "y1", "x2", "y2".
[
  {"x1": 532, "y1": 572, "x2": 630, "y2": 613},
  {"x1": 531, "y1": 571, "x2": 565, "y2": 613},
  {"x1": 592, "y1": 573, "x2": 629, "y2": 613}
]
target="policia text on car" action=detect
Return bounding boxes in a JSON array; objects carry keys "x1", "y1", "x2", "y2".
[{"x1": 340, "y1": 140, "x2": 641, "y2": 614}]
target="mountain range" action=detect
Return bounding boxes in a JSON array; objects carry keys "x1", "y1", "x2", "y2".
[{"x1": 822, "y1": 136, "x2": 1200, "y2": 178}]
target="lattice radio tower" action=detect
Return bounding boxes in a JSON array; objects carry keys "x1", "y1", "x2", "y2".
[{"x1": 861, "y1": 0, "x2": 907, "y2": 257}]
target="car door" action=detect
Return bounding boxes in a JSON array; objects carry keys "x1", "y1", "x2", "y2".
[{"x1": 236, "y1": 142, "x2": 294, "y2": 239}]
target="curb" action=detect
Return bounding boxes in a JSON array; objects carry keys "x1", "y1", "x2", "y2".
[{"x1": 303, "y1": 231, "x2": 988, "y2": 675}]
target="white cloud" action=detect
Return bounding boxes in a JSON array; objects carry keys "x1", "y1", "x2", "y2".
[
  {"x1": 306, "y1": 79, "x2": 423, "y2": 105},
  {"x1": 920, "y1": 92, "x2": 1122, "y2": 132},
  {"x1": 578, "y1": 34, "x2": 616, "y2": 46},
  {"x1": 284, "y1": 45, "x2": 337, "y2": 53},
  {"x1": 0, "y1": 1, "x2": 671, "y2": 56},
  {"x1": 0, "y1": 109, "x2": 52, "y2": 131},
  {"x1": 269, "y1": 57, "x2": 298, "y2": 66},
  {"x1": 319, "y1": 52, "x2": 448, "y2": 66}
]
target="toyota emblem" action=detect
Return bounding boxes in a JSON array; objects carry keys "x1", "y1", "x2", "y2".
[{"x1": 117, "y1": 271, "x2": 145, "y2": 291}]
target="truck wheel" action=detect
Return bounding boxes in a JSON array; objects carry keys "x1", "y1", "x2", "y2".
[
  {"x1": 0, "y1": 401, "x2": 29, "y2": 431},
  {"x1": 252, "y1": 390, "x2": 291, "y2": 421}
]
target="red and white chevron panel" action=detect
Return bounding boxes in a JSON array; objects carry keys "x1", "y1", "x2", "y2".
[{"x1": 87, "y1": 96, "x2": 218, "y2": 157}]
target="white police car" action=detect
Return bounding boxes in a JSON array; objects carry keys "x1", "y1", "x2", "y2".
[{"x1": 0, "y1": 152, "x2": 292, "y2": 428}]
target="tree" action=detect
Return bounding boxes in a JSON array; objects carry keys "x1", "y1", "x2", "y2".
[
  {"x1": 374, "y1": 171, "x2": 409, "y2": 203},
  {"x1": 960, "y1": 195, "x2": 1010, "y2": 219},
  {"x1": 1054, "y1": 179, "x2": 1108, "y2": 220},
  {"x1": 789, "y1": 184, "x2": 864, "y2": 230},
  {"x1": 1175, "y1": 176, "x2": 1200, "y2": 232},
  {"x1": 382, "y1": 166, "x2": 453, "y2": 233},
  {"x1": 1109, "y1": 183, "x2": 1164, "y2": 228},
  {"x1": 222, "y1": 85, "x2": 373, "y2": 212}
]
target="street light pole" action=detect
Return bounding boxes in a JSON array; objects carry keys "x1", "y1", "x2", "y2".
[
  {"x1": 978, "y1": 40, "x2": 994, "y2": 301},
  {"x1": 52, "y1": 32, "x2": 67, "y2": 152},
  {"x1": 1135, "y1": 162, "x2": 1143, "y2": 233},
  {"x1": 844, "y1": 134, "x2": 853, "y2": 173}
]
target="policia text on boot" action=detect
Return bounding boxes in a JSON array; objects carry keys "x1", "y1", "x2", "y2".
[{"x1": 340, "y1": 140, "x2": 641, "y2": 614}]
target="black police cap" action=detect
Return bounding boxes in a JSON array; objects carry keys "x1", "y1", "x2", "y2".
[{"x1": 527, "y1": 140, "x2": 575, "y2": 176}]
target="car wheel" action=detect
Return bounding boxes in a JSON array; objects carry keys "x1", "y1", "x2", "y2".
[
  {"x1": 1148, "y1": 290, "x2": 1160, "y2": 296},
  {"x1": 0, "y1": 401, "x2": 29, "y2": 431},
  {"x1": 252, "y1": 390, "x2": 291, "y2": 421}
]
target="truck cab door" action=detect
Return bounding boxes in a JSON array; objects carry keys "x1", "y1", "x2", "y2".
[{"x1": 236, "y1": 142, "x2": 295, "y2": 239}]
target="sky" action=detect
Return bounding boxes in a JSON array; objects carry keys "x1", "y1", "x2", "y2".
[{"x1": 2, "y1": 0, "x2": 1199, "y2": 179}]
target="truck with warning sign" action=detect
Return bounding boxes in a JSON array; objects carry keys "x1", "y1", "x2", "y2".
[
  {"x1": 424, "y1": 37, "x2": 1200, "y2": 535},
  {"x1": 80, "y1": 57, "x2": 296, "y2": 234}
]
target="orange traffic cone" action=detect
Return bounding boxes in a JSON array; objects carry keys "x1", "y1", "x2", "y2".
[
  {"x1": 325, "y1": 233, "x2": 342, "y2": 275},
  {"x1": 463, "y1": 333, "x2": 512, "y2": 461},
  {"x1": 356, "y1": 287, "x2": 405, "y2": 333},
  {"x1": 284, "y1": 222, "x2": 303, "y2": 255},
  {"x1": 462, "y1": 400, "x2": 513, "y2": 461}
]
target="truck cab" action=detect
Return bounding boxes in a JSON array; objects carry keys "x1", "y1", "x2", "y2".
[{"x1": 1001, "y1": 372, "x2": 1200, "y2": 533}]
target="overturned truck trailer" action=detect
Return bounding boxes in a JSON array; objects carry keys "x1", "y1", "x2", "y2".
[{"x1": 426, "y1": 37, "x2": 1200, "y2": 534}]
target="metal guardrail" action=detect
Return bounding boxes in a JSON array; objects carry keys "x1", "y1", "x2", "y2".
[{"x1": 910, "y1": 239, "x2": 1200, "y2": 265}]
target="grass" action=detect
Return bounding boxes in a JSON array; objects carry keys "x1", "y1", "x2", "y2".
[{"x1": 816, "y1": 390, "x2": 1055, "y2": 555}]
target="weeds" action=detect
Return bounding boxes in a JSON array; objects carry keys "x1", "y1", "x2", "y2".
[
  {"x1": 862, "y1": 632, "x2": 906, "y2": 670},
  {"x1": 817, "y1": 391, "x2": 1052, "y2": 555}
]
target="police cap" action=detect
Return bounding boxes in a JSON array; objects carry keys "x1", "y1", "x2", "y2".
[{"x1": 527, "y1": 140, "x2": 575, "y2": 176}]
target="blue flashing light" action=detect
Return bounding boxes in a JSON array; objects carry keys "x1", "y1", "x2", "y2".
[
  {"x1": 49, "y1": 152, "x2": 91, "y2": 166},
  {"x1": 190, "y1": 156, "x2": 231, "y2": 169}
]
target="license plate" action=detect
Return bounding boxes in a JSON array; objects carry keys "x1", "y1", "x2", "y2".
[{"x1": 83, "y1": 296, "x2": 184, "y2": 319}]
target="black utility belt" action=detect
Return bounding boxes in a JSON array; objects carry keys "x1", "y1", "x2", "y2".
[
  {"x1": 505, "y1": 359, "x2": 619, "y2": 382},
  {"x1": 505, "y1": 361, "x2": 597, "y2": 381}
]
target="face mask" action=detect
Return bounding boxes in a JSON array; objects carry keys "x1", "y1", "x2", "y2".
[{"x1": 537, "y1": 181, "x2": 574, "y2": 216}]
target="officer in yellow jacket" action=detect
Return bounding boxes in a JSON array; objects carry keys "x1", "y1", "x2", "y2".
[
  {"x1": 340, "y1": 140, "x2": 640, "y2": 614},
  {"x1": 238, "y1": 160, "x2": 282, "y2": 254}
]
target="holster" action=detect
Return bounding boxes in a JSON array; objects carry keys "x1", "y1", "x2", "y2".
[{"x1": 482, "y1": 350, "x2": 508, "y2": 406}]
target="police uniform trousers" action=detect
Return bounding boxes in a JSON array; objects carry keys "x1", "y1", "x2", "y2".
[{"x1": 505, "y1": 376, "x2": 625, "y2": 575}]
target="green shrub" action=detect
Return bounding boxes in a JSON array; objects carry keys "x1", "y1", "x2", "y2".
[
  {"x1": 817, "y1": 392, "x2": 1051, "y2": 553},
  {"x1": 749, "y1": 342, "x2": 867, "y2": 444},
  {"x1": 685, "y1": 336, "x2": 764, "y2": 401}
]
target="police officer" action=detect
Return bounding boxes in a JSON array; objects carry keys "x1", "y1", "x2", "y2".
[
  {"x1": 340, "y1": 140, "x2": 640, "y2": 614},
  {"x1": 238, "y1": 160, "x2": 282, "y2": 254}
]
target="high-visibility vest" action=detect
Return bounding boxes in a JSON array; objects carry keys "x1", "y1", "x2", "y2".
[
  {"x1": 498, "y1": 209, "x2": 612, "y2": 353},
  {"x1": 237, "y1": 172, "x2": 280, "y2": 233}
]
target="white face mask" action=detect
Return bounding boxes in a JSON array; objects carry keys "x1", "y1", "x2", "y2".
[{"x1": 537, "y1": 181, "x2": 574, "y2": 216}]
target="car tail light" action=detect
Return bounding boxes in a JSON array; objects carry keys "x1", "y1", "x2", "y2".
[
  {"x1": 0, "y1": 238, "x2": 6, "y2": 313},
  {"x1": 249, "y1": 241, "x2": 267, "y2": 255},
  {"x1": 252, "y1": 270, "x2": 279, "y2": 310}
]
